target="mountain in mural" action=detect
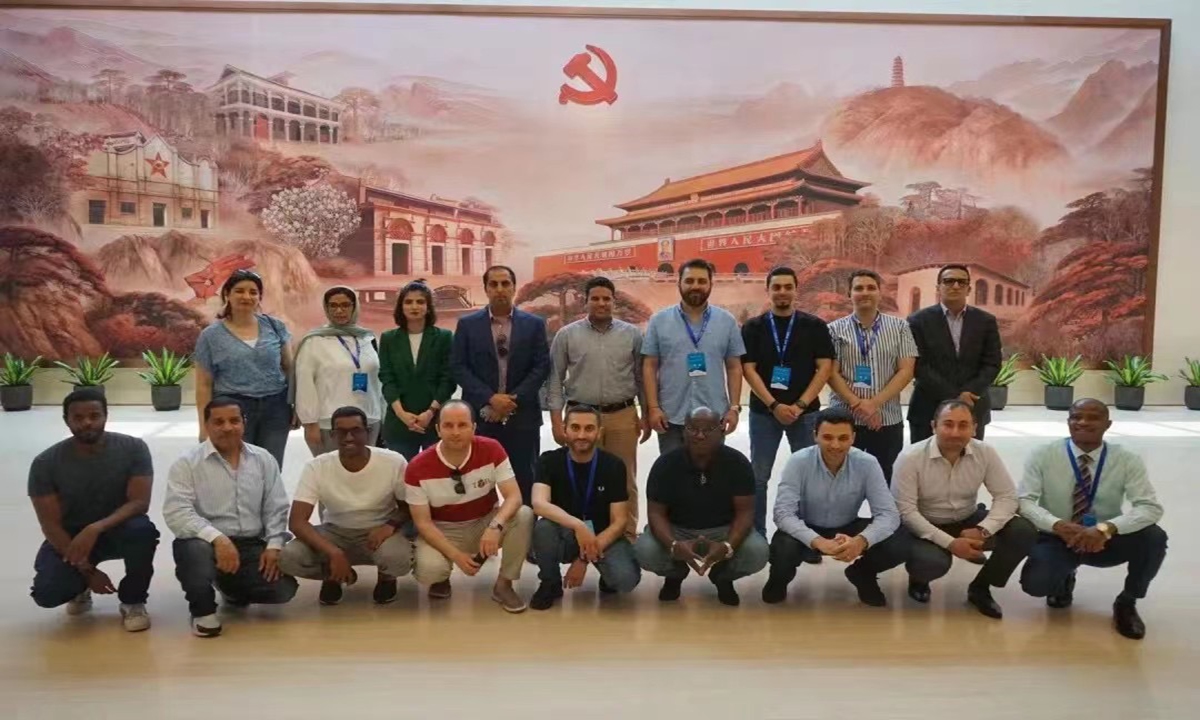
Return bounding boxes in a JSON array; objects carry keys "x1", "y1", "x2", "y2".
[
  {"x1": 1046, "y1": 60, "x2": 1158, "y2": 147},
  {"x1": 0, "y1": 26, "x2": 161, "y2": 83},
  {"x1": 731, "y1": 81, "x2": 834, "y2": 132},
  {"x1": 1094, "y1": 81, "x2": 1159, "y2": 164}
]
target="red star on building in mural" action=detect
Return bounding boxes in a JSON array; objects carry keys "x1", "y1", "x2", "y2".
[{"x1": 145, "y1": 152, "x2": 170, "y2": 178}]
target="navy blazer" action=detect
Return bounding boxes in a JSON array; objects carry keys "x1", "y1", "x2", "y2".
[
  {"x1": 906, "y1": 304, "x2": 1002, "y2": 428},
  {"x1": 451, "y1": 307, "x2": 550, "y2": 427}
]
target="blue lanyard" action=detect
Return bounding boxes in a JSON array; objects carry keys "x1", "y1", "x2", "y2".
[
  {"x1": 566, "y1": 452, "x2": 599, "y2": 520},
  {"x1": 677, "y1": 305, "x2": 711, "y2": 350},
  {"x1": 1065, "y1": 439, "x2": 1107, "y2": 509},
  {"x1": 768, "y1": 312, "x2": 796, "y2": 365},
  {"x1": 337, "y1": 336, "x2": 362, "y2": 370},
  {"x1": 853, "y1": 314, "x2": 881, "y2": 358}
]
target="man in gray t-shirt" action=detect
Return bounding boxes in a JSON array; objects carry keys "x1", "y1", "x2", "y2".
[{"x1": 27, "y1": 389, "x2": 159, "y2": 632}]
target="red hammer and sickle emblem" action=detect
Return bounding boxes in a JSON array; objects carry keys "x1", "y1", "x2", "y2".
[{"x1": 559, "y1": 44, "x2": 618, "y2": 106}]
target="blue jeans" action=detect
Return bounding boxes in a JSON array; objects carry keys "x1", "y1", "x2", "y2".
[
  {"x1": 531, "y1": 518, "x2": 641, "y2": 593},
  {"x1": 173, "y1": 537, "x2": 298, "y2": 617},
  {"x1": 749, "y1": 411, "x2": 815, "y2": 536},
  {"x1": 231, "y1": 391, "x2": 292, "y2": 470},
  {"x1": 1020, "y1": 525, "x2": 1168, "y2": 600},
  {"x1": 31, "y1": 515, "x2": 160, "y2": 608}
]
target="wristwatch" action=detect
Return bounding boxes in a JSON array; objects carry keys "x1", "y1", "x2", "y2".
[
  {"x1": 1097, "y1": 522, "x2": 1116, "y2": 539},
  {"x1": 768, "y1": 400, "x2": 780, "y2": 411},
  {"x1": 488, "y1": 520, "x2": 504, "y2": 532},
  {"x1": 721, "y1": 541, "x2": 734, "y2": 557},
  {"x1": 731, "y1": 404, "x2": 742, "y2": 414}
]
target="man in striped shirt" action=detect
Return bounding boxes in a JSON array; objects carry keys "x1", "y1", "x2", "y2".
[
  {"x1": 827, "y1": 269, "x2": 918, "y2": 485},
  {"x1": 406, "y1": 400, "x2": 534, "y2": 613}
]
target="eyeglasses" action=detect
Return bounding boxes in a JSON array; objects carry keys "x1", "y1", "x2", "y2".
[
  {"x1": 496, "y1": 334, "x2": 509, "y2": 359},
  {"x1": 451, "y1": 469, "x2": 466, "y2": 494},
  {"x1": 939, "y1": 278, "x2": 970, "y2": 287},
  {"x1": 327, "y1": 301, "x2": 354, "y2": 311},
  {"x1": 686, "y1": 425, "x2": 721, "y2": 438}
]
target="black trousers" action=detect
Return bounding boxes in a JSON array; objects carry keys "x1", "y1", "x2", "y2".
[
  {"x1": 769, "y1": 519, "x2": 911, "y2": 581},
  {"x1": 173, "y1": 537, "x2": 298, "y2": 618},
  {"x1": 852, "y1": 422, "x2": 905, "y2": 486},
  {"x1": 906, "y1": 505, "x2": 1037, "y2": 588},
  {"x1": 1020, "y1": 525, "x2": 1168, "y2": 601},
  {"x1": 477, "y1": 421, "x2": 540, "y2": 507}
]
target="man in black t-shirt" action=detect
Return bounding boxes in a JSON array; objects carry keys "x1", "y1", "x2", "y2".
[
  {"x1": 530, "y1": 404, "x2": 641, "y2": 610},
  {"x1": 633, "y1": 407, "x2": 768, "y2": 606},
  {"x1": 741, "y1": 266, "x2": 835, "y2": 536}
]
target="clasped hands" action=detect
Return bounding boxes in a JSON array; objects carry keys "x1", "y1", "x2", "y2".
[
  {"x1": 669, "y1": 535, "x2": 732, "y2": 576},
  {"x1": 811, "y1": 534, "x2": 868, "y2": 563}
]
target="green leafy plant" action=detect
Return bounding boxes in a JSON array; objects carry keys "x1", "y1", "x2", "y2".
[
  {"x1": 54, "y1": 354, "x2": 119, "y2": 386},
  {"x1": 1033, "y1": 354, "x2": 1084, "y2": 388},
  {"x1": 1104, "y1": 355, "x2": 1167, "y2": 388},
  {"x1": 992, "y1": 353, "x2": 1021, "y2": 387},
  {"x1": 1, "y1": 354, "x2": 43, "y2": 386},
  {"x1": 1180, "y1": 357, "x2": 1200, "y2": 387},
  {"x1": 137, "y1": 349, "x2": 192, "y2": 386}
]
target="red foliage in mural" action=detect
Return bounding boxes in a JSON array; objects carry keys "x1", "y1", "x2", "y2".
[{"x1": 87, "y1": 292, "x2": 208, "y2": 359}]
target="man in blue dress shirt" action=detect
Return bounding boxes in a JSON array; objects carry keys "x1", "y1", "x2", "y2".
[{"x1": 763, "y1": 408, "x2": 911, "y2": 607}]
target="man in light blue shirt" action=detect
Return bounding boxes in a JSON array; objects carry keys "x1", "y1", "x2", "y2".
[
  {"x1": 643, "y1": 259, "x2": 746, "y2": 455},
  {"x1": 164, "y1": 397, "x2": 297, "y2": 637},
  {"x1": 763, "y1": 408, "x2": 910, "y2": 607},
  {"x1": 1019, "y1": 398, "x2": 1167, "y2": 640}
]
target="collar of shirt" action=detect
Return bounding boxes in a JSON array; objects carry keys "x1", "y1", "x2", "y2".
[
  {"x1": 436, "y1": 440, "x2": 473, "y2": 470},
  {"x1": 816, "y1": 451, "x2": 851, "y2": 482},
  {"x1": 941, "y1": 303, "x2": 967, "y2": 320},
  {"x1": 587, "y1": 317, "x2": 614, "y2": 334},
  {"x1": 849, "y1": 310, "x2": 881, "y2": 329},
  {"x1": 925, "y1": 436, "x2": 976, "y2": 463},
  {"x1": 488, "y1": 307, "x2": 513, "y2": 323},
  {"x1": 1068, "y1": 439, "x2": 1104, "y2": 463}
]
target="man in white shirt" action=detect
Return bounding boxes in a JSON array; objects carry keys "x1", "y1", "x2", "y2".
[{"x1": 278, "y1": 406, "x2": 412, "y2": 606}]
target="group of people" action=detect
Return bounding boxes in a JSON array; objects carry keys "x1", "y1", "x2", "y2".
[{"x1": 25, "y1": 260, "x2": 1167, "y2": 642}]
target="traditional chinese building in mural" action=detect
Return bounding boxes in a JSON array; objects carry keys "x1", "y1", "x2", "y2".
[
  {"x1": 210, "y1": 65, "x2": 342, "y2": 144},
  {"x1": 896, "y1": 263, "x2": 1033, "y2": 319},
  {"x1": 533, "y1": 141, "x2": 868, "y2": 278}
]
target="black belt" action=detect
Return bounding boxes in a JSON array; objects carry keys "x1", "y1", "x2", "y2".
[{"x1": 583, "y1": 398, "x2": 636, "y2": 414}]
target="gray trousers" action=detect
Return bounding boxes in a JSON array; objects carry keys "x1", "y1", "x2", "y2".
[
  {"x1": 634, "y1": 524, "x2": 768, "y2": 584},
  {"x1": 531, "y1": 518, "x2": 641, "y2": 592},
  {"x1": 278, "y1": 523, "x2": 413, "y2": 580}
]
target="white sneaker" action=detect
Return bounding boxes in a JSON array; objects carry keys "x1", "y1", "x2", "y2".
[
  {"x1": 192, "y1": 614, "x2": 222, "y2": 638},
  {"x1": 119, "y1": 603, "x2": 151, "y2": 632},
  {"x1": 65, "y1": 590, "x2": 93, "y2": 616}
]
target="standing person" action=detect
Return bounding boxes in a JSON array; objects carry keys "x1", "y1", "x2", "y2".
[
  {"x1": 741, "y1": 266, "x2": 834, "y2": 536},
  {"x1": 547, "y1": 276, "x2": 650, "y2": 540},
  {"x1": 293, "y1": 286, "x2": 382, "y2": 456},
  {"x1": 194, "y1": 269, "x2": 296, "y2": 469},
  {"x1": 907, "y1": 263, "x2": 1001, "y2": 444},
  {"x1": 379, "y1": 280, "x2": 456, "y2": 460},
  {"x1": 827, "y1": 269, "x2": 918, "y2": 485},
  {"x1": 28, "y1": 389, "x2": 159, "y2": 632},
  {"x1": 451, "y1": 265, "x2": 550, "y2": 505},
  {"x1": 643, "y1": 258, "x2": 746, "y2": 455}
]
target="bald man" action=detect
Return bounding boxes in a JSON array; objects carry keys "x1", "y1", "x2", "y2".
[{"x1": 1018, "y1": 399, "x2": 1167, "y2": 640}]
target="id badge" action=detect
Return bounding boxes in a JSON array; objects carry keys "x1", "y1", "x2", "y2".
[
  {"x1": 853, "y1": 364, "x2": 872, "y2": 388},
  {"x1": 770, "y1": 366, "x2": 792, "y2": 390},
  {"x1": 1081, "y1": 512, "x2": 1097, "y2": 528},
  {"x1": 687, "y1": 352, "x2": 707, "y2": 377},
  {"x1": 351, "y1": 372, "x2": 369, "y2": 392},
  {"x1": 583, "y1": 520, "x2": 595, "y2": 534}
]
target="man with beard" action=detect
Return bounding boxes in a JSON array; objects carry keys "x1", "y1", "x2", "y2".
[
  {"x1": 28, "y1": 389, "x2": 159, "y2": 632},
  {"x1": 529, "y1": 404, "x2": 641, "y2": 610},
  {"x1": 741, "y1": 266, "x2": 835, "y2": 536},
  {"x1": 643, "y1": 259, "x2": 746, "y2": 455}
]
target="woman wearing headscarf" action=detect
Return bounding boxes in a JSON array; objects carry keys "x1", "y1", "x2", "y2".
[
  {"x1": 293, "y1": 286, "x2": 383, "y2": 456},
  {"x1": 379, "y1": 280, "x2": 456, "y2": 459},
  {"x1": 194, "y1": 269, "x2": 296, "y2": 468}
]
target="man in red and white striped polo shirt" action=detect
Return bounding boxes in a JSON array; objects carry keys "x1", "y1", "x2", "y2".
[{"x1": 406, "y1": 400, "x2": 534, "y2": 613}]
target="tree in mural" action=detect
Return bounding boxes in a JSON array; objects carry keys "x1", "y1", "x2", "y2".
[
  {"x1": 260, "y1": 184, "x2": 360, "y2": 259},
  {"x1": 515, "y1": 272, "x2": 652, "y2": 337},
  {"x1": 221, "y1": 141, "x2": 332, "y2": 214},
  {"x1": 87, "y1": 292, "x2": 208, "y2": 359},
  {"x1": 0, "y1": 107, "x2": 101, "y2": 222},
  {"x1": 91, "y1": 68, "x2": 128, "y2": 104},
  {"x1": 333, "y1": 87, "x2": 380, "y2": 141}
]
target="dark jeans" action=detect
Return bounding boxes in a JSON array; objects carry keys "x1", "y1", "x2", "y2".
[
  {"x1": 31, "y1": 515, "x2": 160, "y2": 608},
  {"x1": 1020, "y1": 525, "x2": 1168, "y2": 601},
  {"x1": 906, "y1": 505, "x2": 1037, "y2": 588},
  {"x1": 531, "y1": 518, "x2": 641, "y2": 593},
  {"x1": 230, "y1": 390, "x2": 292, "y2": 469},
  {"x1": 911, "y1": 417, "x2": 985, "y2": 445},
  {"x1": 853, "y1": 422, "x2": 906, "y2": 486},
  {"x1": 387, "y1": 432, "x2": 438, "y2": 461},
  {"x1": 477, "y1": 421, "x2": 540, "y2": 506},
  {"x1": 173, "y1": 537, "x2": 299, "y2": 617},
  {"x1": 749, "y1": 410, "x2": 816, "y2": 536},
  {"x1": 769, "y1": 519, "x2": 911, "y2": 581}
]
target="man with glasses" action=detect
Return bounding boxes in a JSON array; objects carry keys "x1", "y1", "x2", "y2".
[
  {"x1": 406, "y1": 400, "x2": 534, "y2": 612},
  {"x1": 278, "y1": 406, "x2": 413, "y2": 606},
  {"x1": 634, "y1": 407, "x2": 767, "y2": 606},
  {"x1": 907, "y1": 264, "x2": 1001, "y2": 444},
  {"x1": 452, "y1": 265, "x2": 550, "y2": 506}
]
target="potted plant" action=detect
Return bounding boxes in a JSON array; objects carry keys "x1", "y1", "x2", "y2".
[
  {"x1": 1104, "y1": 355, "x2": 1167, "y2": 411},
  {"x1": 54, "y1": 353, "x2": 119, "y2": 396},
  {"x1": 1, "y1": 354, "x2": 43, "y2": 411},
  {"x1": 989, "y1": 353, "x2": 1021, "y2": 411},
  {"x1": 138, "y1": 348, "x2": 192, "y2": 411},
  {"x1": 1181, "y1": 357, "x2": 1200, "y2": 411},
  {"x1": 1033, "y1": 354, "x2": 1084, "y2": 410}
]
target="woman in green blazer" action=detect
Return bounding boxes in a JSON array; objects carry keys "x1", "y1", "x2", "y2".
[{"x1": 378, "y1": 281, "x2": 456, "y2": 459}]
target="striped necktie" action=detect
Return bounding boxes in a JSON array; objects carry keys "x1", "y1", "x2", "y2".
[{"x1": 1071, "y1": 453, "x2": 1093, "y2": 522}]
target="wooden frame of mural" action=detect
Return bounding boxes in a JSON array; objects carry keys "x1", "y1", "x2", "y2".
[{"x1": 0, "y1": 2, "x2": 1170, "y2": 366}]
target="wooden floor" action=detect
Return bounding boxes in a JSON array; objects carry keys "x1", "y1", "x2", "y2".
[{"x1": 2, "y1": 406, "x2": 1197, "y2": 719}]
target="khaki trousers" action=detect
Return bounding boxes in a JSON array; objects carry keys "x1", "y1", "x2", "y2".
[
  {"x1": 414, "y1": 506, "x2": 534, "y2": 585},
  {"x1": 596, "y1": 405, "x2": 641, "y2": 540}
]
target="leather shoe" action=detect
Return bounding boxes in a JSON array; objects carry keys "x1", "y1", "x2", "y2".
[
  {"x1": 845, "y1": 566, "x2": 887, "y2": 607},
  {"x1": 907, "y1": 581, "x2": 931, "y2": 604},
  {"x1": 658, "y1": 577, "x2": 683, "y2": 602},
  {"x1": 1046, "y1": 572, "x2": 1076, "y2": 609},
  {"x1": 761, "y1": 576, "x2": 789, "y2": 604},
  {"x1": 967, "y1": 584, "x2": 1003, "y2": 619},
  {"x1": 1113, "y1": 601, "x2": 1146, "y2": 640}
]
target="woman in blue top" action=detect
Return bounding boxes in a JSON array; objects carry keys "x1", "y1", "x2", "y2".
[{"x1": 193, "y1": 269, "x2": 296, "y2": 468}]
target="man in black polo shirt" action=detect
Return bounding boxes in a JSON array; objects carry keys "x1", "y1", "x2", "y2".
[
  {"x1": 530, "y1": 404, "x2": 641, "y2": 610},
  {"x1": 634, "y1": 407, "x2": 768, "y2": 606},
  {"x1": 742, "y1": 266, "x2": 834, "y2": 537}
]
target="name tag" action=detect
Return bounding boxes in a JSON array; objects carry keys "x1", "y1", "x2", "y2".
[
  {"x1": 1081, "y1": 513, "x2": 1097, "y2": 528},
  {"x1": 853, "y1": 364, "x2": 873, "y2": 388},
  {"x1": 770, "y1": 366, "x2": 791, "y2": 390},
  {"x1": 351, "y1": 372, "x2": 369, "y2": 393},
  {"x1": 687, "y1": 352, "x2": 707, "y2": 377}
]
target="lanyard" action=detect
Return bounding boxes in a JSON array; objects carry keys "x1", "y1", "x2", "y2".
[
  {"x1": 677, "y1": 305, "x2": 712, "y2": 350},
  {"x1": 566, "y1": 452, "x2": 599, "y2": 520},
  {"x1": 1065, "y1": 439, "x2": 1107, "y2": 509},
  {"x1": 767, "y1": 312, "x2": 796, "y2": 365},
  {"x1": 337, "y1": 336, "x2": 362, "y2": 370},
  {"x1": 853, "y1": 314, "x2": 881, "y2": 359}
]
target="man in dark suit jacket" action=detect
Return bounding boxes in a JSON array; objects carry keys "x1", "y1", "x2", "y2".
[
  {"x1": 452, "y1": 265, "x2": 550, "y2": 505},
  {"x1": 907, "y1": 264, "x2": 1002, "y2": 444}
]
